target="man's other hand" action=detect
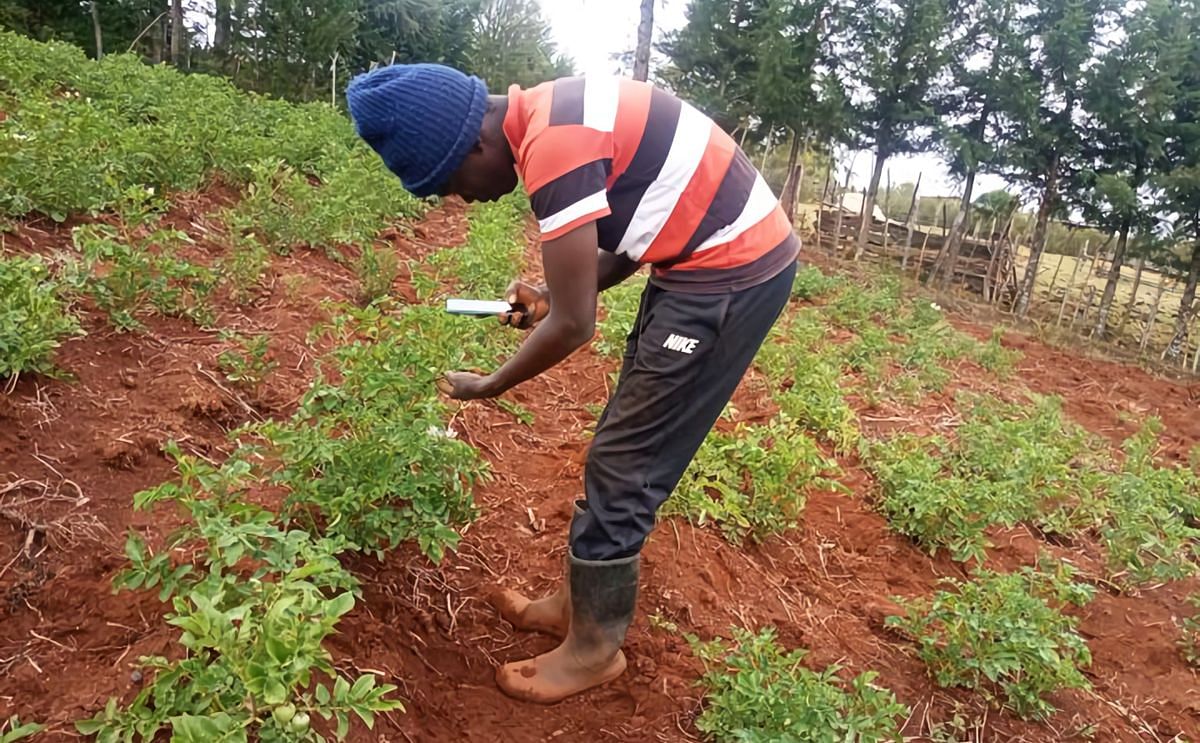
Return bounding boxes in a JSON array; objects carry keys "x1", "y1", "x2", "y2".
[
  {"x1": 438, "y1": 371, "x2": 498, "y2": 400},
  {"x1": 499, "y1": 280, "x2": 550, "y2": 329}
]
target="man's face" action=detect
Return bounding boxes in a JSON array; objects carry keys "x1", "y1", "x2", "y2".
[{"x1": 440, "y1": 145, "x2": 519, "y2": 203}]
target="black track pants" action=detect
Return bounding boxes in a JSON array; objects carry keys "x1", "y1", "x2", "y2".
[{"x1": 570, "y1": 261, "x2": 797, "y2": 560}]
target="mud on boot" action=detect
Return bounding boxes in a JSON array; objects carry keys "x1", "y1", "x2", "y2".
[{"x1": 496, "y1": 552, "x2": 639, "y2": 704}]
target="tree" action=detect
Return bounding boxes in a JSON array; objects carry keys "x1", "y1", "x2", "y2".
[
  {"x1": 469, "y1": 0, "x2": 572, "y2": 90},
  {"x1": 170, "y1": 0, "x2": 183, "y2": 65},
  {"x1": 633, "y1": 0, "x2": 654, "y2": 82},
  {"x1": 658, "y1": 0, "x2": 761, "y2": 137},
  {"x1": 927, "y1": 0, "x2": 1023, "y2": 286},
  {"x1": 1078, "y1": 0, "x2": 1192, "y2": 339},
  {"x1": 1006, "y1": 0, "x2": 1118, "y2": 317},
  {"x1": 839, "y1": 0, "x2": 953, "y2": 257}
]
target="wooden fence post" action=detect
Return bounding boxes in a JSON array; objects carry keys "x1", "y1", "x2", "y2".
[{"x1": 1140, "y1": 276, "x2": 1170, "y2": 353}]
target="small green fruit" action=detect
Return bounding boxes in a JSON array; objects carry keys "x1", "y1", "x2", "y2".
[
  {"x1": 272, "y1": 703, "x2": 296, "y2": 725},
  {"x1": 288, "y1": 712, "x2": 310, "y2": 734}
]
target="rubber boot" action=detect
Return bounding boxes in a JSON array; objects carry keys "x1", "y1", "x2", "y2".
[
  {"x1": 496, "y1": 552, "x2": 639, "y2": 704},
  {"x1": 489, "y1": 502, "x2": 585, "y2": 637}
]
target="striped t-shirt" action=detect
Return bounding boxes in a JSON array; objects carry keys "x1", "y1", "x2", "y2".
[{"x1": 502, "y1": 76, "x2": 799, "y2": 293}]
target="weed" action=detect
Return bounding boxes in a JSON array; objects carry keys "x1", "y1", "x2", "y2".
[
  {"x1": 975, "y1": 327, "x2": 1023, "y2": 378},
  {"x1": 353, "y1": 244, "x2": 399, "y2": 305},
  {"x1": 689, "y1": 627, "x2": 908, "y2": 742},
  {"x1": 0, "y1": 254, "x2": 82, "y2": 378},
  {"x1": 496, "y1": 398, "x2": 535, "y2": 426},
  {"x1": 1179, "y1": 594, "x2": 1200, "y2": 667},
  {"x1": 217, "y1": 232, "x2": 271, "y2": 305},
  {"x1": 217, "y1": 331, "x2": 277, "y2": 389},
  {"x1": 887, "y1": 560, "x2": 1094, "y2": 719},
  {"x1": 647, "y1": 612, "x2": 679, "y2": 633},
  {"x1": 666, "y1": 417, "x2": 842, "y2": 543},
  {"x1": 0, "y1": 717, "x2": 43, "y2": 743},
  {"x1": 791, "y1": 265, "x2": 845, "y2": 301},
  {"x1": 596, "y1": 274, "x2": 647, "y2": 358}
]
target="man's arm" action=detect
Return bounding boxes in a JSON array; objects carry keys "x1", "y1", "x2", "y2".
[
  {"x1": 446, "y1": 222, "x2": 599, "y2": 399},
  {"x1": 597, "y1": 250, "x2": 640, "y2": 292}
]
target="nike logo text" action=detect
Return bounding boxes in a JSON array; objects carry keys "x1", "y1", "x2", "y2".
[{"x1": 662, "y1": 333, "x2": 699, "y2": 354}]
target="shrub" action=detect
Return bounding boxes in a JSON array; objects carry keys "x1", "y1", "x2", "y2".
[{"x1": 0, "y1": 254, "x2": 82, "y2": 378}]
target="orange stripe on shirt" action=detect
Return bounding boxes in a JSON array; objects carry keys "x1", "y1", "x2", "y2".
[
  {"x1": 521, "y1": 125, "x2": 613, "y2": 194},
  {"x1": 639, "y1": 123, "x2": 736, "y2": 265},
  {"x1": 669, "y1": 206, "x2": 792, "y2": 271},
  {"x1": 608, "y1": 79, "x2": 653, "y2": 185}
]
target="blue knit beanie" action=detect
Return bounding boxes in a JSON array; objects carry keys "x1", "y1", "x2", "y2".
[{"x1": 346, "y1": 64, "x2": 489, "y2": 198}]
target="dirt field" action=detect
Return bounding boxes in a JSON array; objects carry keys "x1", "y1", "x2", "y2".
[{"x1": 2, "y1": 198, "x2": 1199, "y2": 742}]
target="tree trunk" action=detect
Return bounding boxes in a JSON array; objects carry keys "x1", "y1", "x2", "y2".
[
  {"x1": 1164, "y1": 241, "x2": 1200, "y2": 362},
  {"x1": 170, "y1": 0, "x2": 183, "y2": 66},
  {"x1": 1014, "y1": 157, "x2": 1060, "y2": 317},
  {"x1": 854, "y1": 150, "x2": 887, "y2": 260},
  {"x1": 929, "y1": 169, "x2": 977, "y2": 287},
  {"x1": 1140, "y1": 273, "x2": 1169, "y2": 353},
  {"x1": 780, "y1": 132, "x2": 802, "y2": 224},
  {"x1": 215, "y1": 0, "x2": 232, "y2": 53},
  {"x1": 633, "y1": 0, "x2": 654, "y2": 82},
  {"x1": 1093, "y1": 217, "x2": 1132, "y2": 339},
  {"x1": 90, "y1": 2, "x2": 103, "y2": 59}
]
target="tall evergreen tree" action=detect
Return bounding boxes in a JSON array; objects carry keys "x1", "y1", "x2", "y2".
[
  {"x1": 838, "y1": 0, "x2": 954, "y2": 257},
  {"x1": 469, "y1": 0, "x2": 571, "y2": 90},
  {"x1": 927, "y1": 0, "x2": 1023, "y2": 286},
  {"x1": 1006, "y1": 0, "x2": 1118, "y2": 317},
  {"x1": 1080, "y1": 0, "x2": 1191, "y2": 338}
]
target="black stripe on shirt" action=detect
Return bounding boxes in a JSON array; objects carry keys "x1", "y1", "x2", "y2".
[
  {"x1": 672, "y1": 147, "x2": 758, "y2": 263},
  {"x1": 530, "y1": 159, "x2": 612, "y2": 221},
  {"x1": 596, "y1": 86, "x2": 682, "y2": 251},
  {"x1": 549, "y1": 77, "x2": 586, "y2": 126}
]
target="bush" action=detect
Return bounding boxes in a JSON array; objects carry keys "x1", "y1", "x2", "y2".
[
  {"x1": 0, "y1": 254, "x2": 82, "y2": 378},
  {"x1": 690, "y1": 627, "x2": 908, "y2": 742},
  {"x1": 887, "y1": 561, "x2": 1094, "y2": 719}
]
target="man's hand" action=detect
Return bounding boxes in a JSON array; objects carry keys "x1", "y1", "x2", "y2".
[
  {"x1": 499, "y1": 280, "x2": 550, "y2": 329},
  {"x1": 437, "y1": 371, "x2": 498, "y2": 400}
]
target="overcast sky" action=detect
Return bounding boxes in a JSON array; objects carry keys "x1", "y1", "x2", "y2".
[{"x1": 539, "y1": 0, "x2": 1009, "y2": 200}]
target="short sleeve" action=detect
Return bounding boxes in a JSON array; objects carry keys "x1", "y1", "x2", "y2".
[{"x1": 529, "y1": 160, "x2": 612, "y2": 241}]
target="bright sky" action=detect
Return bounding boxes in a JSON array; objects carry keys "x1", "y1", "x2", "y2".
[{"x1": 539, "y1": 0, "x2": 1008, "y2": 200}]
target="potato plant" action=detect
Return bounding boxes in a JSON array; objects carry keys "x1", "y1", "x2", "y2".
[
  {"x1": 84, "y1": 165, "x2": 530, "y2": 738},
  {"x1": 0, "y1": 31, "x2": 413, "y2": 220},
  {"x1": 667, "y1": 417, "x2": 843, "y2": 543},
  {"x1": 0, "y1": 254, "x2": 82, "y2": 378},
  {"x1": 866, "y1": 394, "x2": 1105, "y2": 562},
  {"x1": 887, "y1": 561, "x2": 1094, "y2": 720},
  {"x1": 87, "y1": 444, "x2": 397, "y2": 742},
  {"x1": 690, "y1": 627, "x2": 908, "y2": 742}
]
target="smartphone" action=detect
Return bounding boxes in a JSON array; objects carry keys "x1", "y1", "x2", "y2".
[{"x1": 445, "y1": 298, "x2": 519, "y2": 316}]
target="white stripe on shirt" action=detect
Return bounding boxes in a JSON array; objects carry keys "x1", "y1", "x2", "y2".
[
  {"x1": 538, "y1": 190, "x2": 610, "y2": 235},
  {"x1": 583, "y1": 76, "x2": 620, "y2": 133},
  {"x1": 691, "y1": 174, "x2": 779, "y2": 253},
  {"x1": 615, "y1": 103, "x2": 713, "y2": 261}
]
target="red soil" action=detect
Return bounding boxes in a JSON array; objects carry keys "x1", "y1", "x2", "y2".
[{"x1": 2, "y1": 200, "x2": 1198, "y2": 741}]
